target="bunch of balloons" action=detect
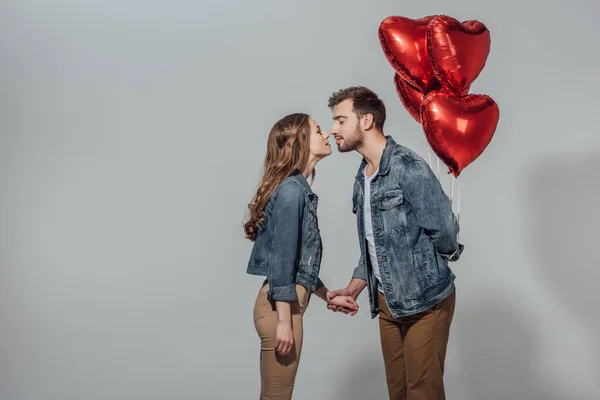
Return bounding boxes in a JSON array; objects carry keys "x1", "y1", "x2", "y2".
[{"x1": 379, "y1": 15, "x2": 500, "y2": 177}]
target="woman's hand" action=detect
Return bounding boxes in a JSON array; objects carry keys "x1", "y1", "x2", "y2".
[
  {"x1": 327, "y1": 292, "x2": 359, "y2": 316},
  {"x1": 275, "y1": 321, "x2": 294, "y2": 355}
]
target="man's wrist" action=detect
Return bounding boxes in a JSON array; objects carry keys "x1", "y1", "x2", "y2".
[{"x1": 348, "y1": 278, "x2": 366, "y2": 299}]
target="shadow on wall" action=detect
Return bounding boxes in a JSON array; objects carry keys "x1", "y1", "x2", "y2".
[
  {"x1": 333, "y1": 297, "x2": 568, "y2": 400},
  {"x1": 525, "y1": 151, "x2": 600, "y2": 331},
  {"x1": 332, "y1": 152, "x2": 600, "y2": 400},
  {"x1": 453, "y1": 295, "x2": 566, "y2": 400},
  {"x1": 449, "y1": 151, "x2": 600, "y2": 400}
]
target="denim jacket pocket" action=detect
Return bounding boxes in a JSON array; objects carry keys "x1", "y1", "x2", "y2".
[
  {"x1": 412, "y1": 244, "x2": 441, "y2": 299},
  {"x1": 378, "y1": 190, "x2": 404, "y2": 209},
  {"x1": 413, "y1": 249, "x2": 431, "y2": 283},
  {"x1": 378, "y1": 190, "x2": 407, "y2": 230}
]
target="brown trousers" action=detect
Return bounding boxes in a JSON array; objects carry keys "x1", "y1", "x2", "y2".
[
  {"x1": 378, "y1": 289, "x2": 456, "y2": 400},
  {"x1": 253, "y1": 283, "x2": 310, "y2": 400}
]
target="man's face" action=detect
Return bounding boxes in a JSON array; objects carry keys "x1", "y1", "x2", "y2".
[{"x1": 330, "y1": 99, "x2": 364, "y2": 153}]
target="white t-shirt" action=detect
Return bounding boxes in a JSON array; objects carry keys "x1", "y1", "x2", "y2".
[{"x1": 364, "y1": 168, "x2": 383, "y2": 293}]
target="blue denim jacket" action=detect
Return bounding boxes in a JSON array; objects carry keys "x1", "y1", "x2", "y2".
[
  {"x1": 352, "y1": 136, "x2": 464, "y2": 318},
  {"x1": 247, "y1": 170, "x2": 324, "y2": 302}
]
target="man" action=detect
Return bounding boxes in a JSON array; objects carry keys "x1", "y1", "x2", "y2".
[{"x1": 326, "y1": 86, "x2": 464, "y2": 400}]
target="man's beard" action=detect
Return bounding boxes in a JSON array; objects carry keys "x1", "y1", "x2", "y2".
[{"x1": 337, "y1": 123, "x2": 364, "y2": 152}]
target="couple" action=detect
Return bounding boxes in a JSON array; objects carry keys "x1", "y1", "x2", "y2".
[{"x1": 244, "y1": 86, "x2": 464, "y2": 400}]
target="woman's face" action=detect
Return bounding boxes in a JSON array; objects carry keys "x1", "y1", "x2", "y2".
[{"x1": 308, "y1": 117, "x2": 332, "y2": 159}]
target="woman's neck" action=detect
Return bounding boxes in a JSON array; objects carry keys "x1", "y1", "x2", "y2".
[{"x1": 303, "y1": 156, "x2": 318, "y2": 178}]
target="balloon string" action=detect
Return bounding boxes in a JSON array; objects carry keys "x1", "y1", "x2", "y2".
[
  {"x1": 450, "y1": 176, "x2": 461, "y2": 243},
  {"x1": 457, "y1": 178, "x2": 461, "y2": 243},
  {"x1": 427, "y1": 149, "x2": 441, "y2": 183}
]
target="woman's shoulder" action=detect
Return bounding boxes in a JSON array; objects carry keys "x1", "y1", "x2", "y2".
[{"x1": 272, "y1": 177, "x2": 306, "y2": 205}]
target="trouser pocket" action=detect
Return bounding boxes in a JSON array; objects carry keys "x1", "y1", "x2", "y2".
[{"x1": 253, "y1": 283, "x2": 272, "y2": 323}]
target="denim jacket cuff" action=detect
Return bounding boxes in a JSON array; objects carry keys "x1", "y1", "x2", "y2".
[
  {"x1": 441, "y1": 243, "x2": 465, "y2": 262},
  {"x1": 267, "y1": 284, "x2": 298, "y2": 302},
  {"x1": 352, "y1": 265, "x2": 367, "y2": 281},
  {"x1": 316, "y1": 278, "x2": 325, "y2": 291}
]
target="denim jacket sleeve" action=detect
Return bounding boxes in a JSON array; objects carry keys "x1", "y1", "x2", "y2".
[
  {"x1": 351, "y1": 186, "x2": 368, "y2": 281},
  {"x1": 316, "y1": 277, "x2": 325, "y2": 291},
  {"x1": 352, "y1": 255, "x2": 367, "y2": 280},
  {"x1": 266, "y1": 183, "x2": 304, "y2": 302},
  {"x1": 403, "y1": 160, "x2": 464, "y2": 261}
]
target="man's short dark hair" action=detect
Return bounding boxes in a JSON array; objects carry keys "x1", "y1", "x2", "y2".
[{"x1": 328, "y1": 86, "x2": 386, "y2": 130}]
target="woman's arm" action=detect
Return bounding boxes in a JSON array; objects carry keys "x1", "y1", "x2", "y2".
[
  {"x1": 267, "y1": 183, "x2": 305, "y2": 355},
  {"x1": 266, "y1": 184, "x2": 304, "y2": 303},
  {"x1": 274, "y1": 301, "x2": 294, "y2": 355}
]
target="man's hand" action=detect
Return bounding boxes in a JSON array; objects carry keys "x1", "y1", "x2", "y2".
[
  {"x1": 326, "y1": 279, "x2": 367, "y2": 315},
  {"x1": 327, "y1": 287, "x2": 358, "y2": 315}
]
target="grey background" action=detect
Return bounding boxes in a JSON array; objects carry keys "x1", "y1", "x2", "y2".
[{"x1": 1, "y1": 0, "x2": 599, "y2": 399}]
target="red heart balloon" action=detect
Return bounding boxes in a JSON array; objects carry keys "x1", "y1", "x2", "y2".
[
  {"x1": 393, "y1": 73, "x2": 468, "y2": 123},
  {"x1": 420, "y1": 90, "x2": 499, "y2": 177},
  {"x1": 379, "y1": 15, "x2": 438, "y2": 93},
  {"x1": 427, "y1": 15, "x2": 491, "y2": 94},
  {"x1": 393, "y1": 73, "x2": 424, "y2": 123}
]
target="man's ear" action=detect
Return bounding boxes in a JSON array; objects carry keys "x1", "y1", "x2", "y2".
[{"x1": 362, "y1": 113, "x2": 374, "y2": 130}]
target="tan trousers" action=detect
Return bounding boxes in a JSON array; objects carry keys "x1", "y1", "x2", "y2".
[
  {"x1": 253, "y1": 282, "x2": 310, "y2": 400},
  {"x1": 378, "y1": 289, "x2": 456, "y2": 400}
]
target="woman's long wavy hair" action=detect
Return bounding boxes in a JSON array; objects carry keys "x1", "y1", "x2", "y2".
[{"x1": 244, "y1": 113, "x2": 315, "y2": 241}]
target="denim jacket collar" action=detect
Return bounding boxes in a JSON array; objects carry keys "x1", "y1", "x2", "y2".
[
  {"x1": 355, "y1": 135, "x2": 397, "y2": 180},
  {"x1": 289, "y1": 170, "x2": 318, "y2": 208}
]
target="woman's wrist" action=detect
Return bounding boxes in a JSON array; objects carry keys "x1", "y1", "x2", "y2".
[{"x1": 315, "y1": 286, "x2": 330, "y2": 303}]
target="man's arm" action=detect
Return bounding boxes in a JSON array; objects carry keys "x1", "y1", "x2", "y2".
[
  {"x1": 402, "y1": 159, "x2": 463, "y2": 260},
  {"x1": 352, "y1": 253, "x2": 367, "y2": 281},
  {"x1": 314, "y1": 283, "x2": 359, "y2": 313},
  {"x1": 327, "y1": 278, "x2": 367, "y2": 315},
  {"x1": 329, "y1": 185, "x2": 370, "y2": 314},
  {"x1": 346, "y1": 277, "x2": 368, "y2": 299}
]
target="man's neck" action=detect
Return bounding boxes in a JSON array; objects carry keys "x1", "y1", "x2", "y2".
[{"x1": 358, "y1": 131, "x2": 387, "y2": 175}]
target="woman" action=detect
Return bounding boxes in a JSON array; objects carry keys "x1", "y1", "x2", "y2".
[{"x1": 244, "y1": 113, "x2": 358, "y2": 399}]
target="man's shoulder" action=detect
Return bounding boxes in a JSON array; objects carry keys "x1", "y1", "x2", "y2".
[
  {"x1": 389, "y1": 143, "x2": 428, "y2": 169},
  {"x1": 388, "y1": 145, "x2": 440, "y2": 189}
]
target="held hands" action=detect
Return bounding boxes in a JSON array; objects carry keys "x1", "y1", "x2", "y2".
[{"x1": 326, "y1": 289, "x2": 359, "y2": 316}]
